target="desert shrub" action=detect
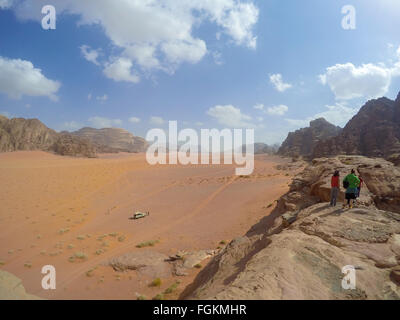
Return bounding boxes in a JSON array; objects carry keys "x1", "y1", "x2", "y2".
[
  {"x1": 152, "y1": 294, "x2": 164, "y2": 301},
  {"x1": 163, "y1": 281, "x2": 180, "y2": 295},
  {"x1": 149, "y1": 278, "x2": 162, "y2": 287},
  {"x1": 136, "y1": 240, "x2": 159, "y2": 248}
]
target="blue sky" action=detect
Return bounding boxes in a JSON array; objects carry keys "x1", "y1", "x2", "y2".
[{"x1": 0, "y1": 0, "x2": 400, "y2": 144}]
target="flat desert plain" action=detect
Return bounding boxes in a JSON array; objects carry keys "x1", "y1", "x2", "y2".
[{"x1": 0, "y1": 151, "x2": 297, "y2": 300}]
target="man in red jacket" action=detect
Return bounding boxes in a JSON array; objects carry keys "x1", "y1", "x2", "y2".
[{"x1": 330, "y1": 170, "x2": 340, "y2": 206}]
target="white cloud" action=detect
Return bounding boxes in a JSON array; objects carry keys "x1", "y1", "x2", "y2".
[
  {"x1": 80, "y1": 45, "x2": 101, "y2": 66},
  {"x1": 207, "y1": 105, "x2": 254, "y2": 128},
  {"x1": 397, "y1": 45, "x2": 400, "y2": 59},
  {"x1": 61, "y1": 121, "x2": 82, "y2": 131},
  {"x1": 0, "y1": 0, "x2": 13, "y2": 9},
  {"x1": 253, "y1": 103, "x2": 264, "y2": 110},
  {"x1": 88, "y1": 93, "x2": 92, "y2": 100},
  {"x1": 88, "y1": 116, "x2": 122, "y2": 129},
  {"x1": 161, "y1": 38, "x2": 207, "y2": 65},
  {"x1": 319, "y1": 59, "x2": 400, "y2": 100},
  {"x1": 103, "y1": 58, "x2": 140, "y2": 83},
  {"x1": 266, "y1": 105, "x2": 289, "y2": 116},
  {"x1": 129, "y1": 117, "x2": 141, "y2": 124},
  {"x1": 150, "y1": 116, "x2": 165, "y2": 125},
  {"x1": 0, "y1": 56, "x2": 60, "y2": 100},
  {"x1": 96, "y1": 94, "x2": 108, "y2": 102},
  {"x1": 12, "y1": 0, "x2": 259, "y2": 82},
  {"x1": 314, "y1": 104, "x2": 357, "y2": 126},
  {"x1": 285, "y1": 103, "x2": 357, "y2": 129},
  {"x1": 270, "y1": 74, "x2": 292, "y2": 92}
]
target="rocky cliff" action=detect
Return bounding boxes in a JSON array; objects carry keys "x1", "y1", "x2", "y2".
[
  {"x1": 278, "y1": 118, "x2": 342, "y2": 159},
  {"x1": 182, "y1": 156, "x2": 400, "y2": 300},
  {"x1": 313, "y1": 93, "x2": 400, "y2": 162},
  {"x1": 0, "y1": 116, "x2": 97, "y2": 157},
  {"x1": 71, "y1": 127, "x2": 148, "y2": 153}
]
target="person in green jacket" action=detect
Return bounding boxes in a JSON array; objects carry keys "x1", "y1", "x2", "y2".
[{"x1": 343, "y1": 169, "x2": 360, "y2": 209}]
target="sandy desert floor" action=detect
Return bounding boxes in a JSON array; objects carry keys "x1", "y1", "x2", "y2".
[{"x1": 0, "y1": 151, "x2": 298, "y2": 300}]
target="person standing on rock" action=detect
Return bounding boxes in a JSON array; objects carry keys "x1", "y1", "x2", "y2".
[
  {"x1": 330, "y1": 170, "x2": 340, "y2": 207},
  {"x1": 356, "y1": 175, "x2": 364, "y2": 200},
  {"x1": 343, "y1": 169, "x2": 360, "y2": 209}
]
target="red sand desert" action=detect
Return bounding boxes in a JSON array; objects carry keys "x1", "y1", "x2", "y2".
[{"x1": 0, "y1": 151, "x2": 296, "y2": 300}]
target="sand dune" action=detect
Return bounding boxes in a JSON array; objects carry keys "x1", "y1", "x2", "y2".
[{"x1": 0, "y1": 151, "x2": 296, "y2": 300}]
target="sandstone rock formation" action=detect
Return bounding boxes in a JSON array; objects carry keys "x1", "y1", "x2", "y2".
[
  {"x1": 0, "y1": 116, "x2": 97, "y2": 157},
  {"x1": 314, "y1": 93, "x2": 400, "y2": 163},
  {"x1": 72, "y1": 127, "x2": 148, "y2": 153},
  {"x1": 109, "y1": 251, "x2": 172, "y2": 278},
  {"x1": 182, "y1": 156, "x2": 400, "y2": 300},
  {"x1": 0, "y1": 270, "x2": 41, "y2": 300},
  {"x1": 278, "y1": 118, "x2": 342, "y2": 159}
]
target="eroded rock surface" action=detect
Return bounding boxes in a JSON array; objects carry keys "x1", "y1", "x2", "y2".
[
  {"x1": 182, "y1": 156, "x2": 400, "y2": 300},
  {"x1": 0, "y1": 270, "x2": 41, "y2": 300}
]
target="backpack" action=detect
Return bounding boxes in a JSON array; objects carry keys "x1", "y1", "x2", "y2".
[{"x1": 343, "y1": 179, "x2": 349, "y2": 189}]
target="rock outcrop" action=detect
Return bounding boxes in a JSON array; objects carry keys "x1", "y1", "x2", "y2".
[
  {"x1": 72, "y1": 127, "x2": 148, "y2": 153},
  {"x1": 0, "y1": 270, "x2": 41, "y2": 300},
  {"x1": 182, "y1": 156, "x2": 400, "y2": 300},
  {"x1": 278, "y1": 118, "x2": 342, "y2": 159},
  {"x1": 0, "y1": 116, "x2": 97, "y2": 157},
  {"x1": 313, "y1": 93, "x2": 400, "y2": 163}
]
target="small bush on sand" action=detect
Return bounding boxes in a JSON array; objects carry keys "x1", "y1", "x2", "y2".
[
  {"x1": 152, "y1": 293, "x2": 164, "y2": 301},
  {"x1": 136, "y1": 240, "x2": 159, "y2": 248},
  {"x1": 194, "y1": 264, "x2": 202, "y2": 269},
  {"x1": 163, "y1": 281, "x2": 180, "y2": 295},
  {"x1": 118, "y1": 235, "x2": 126, "y2": 242},
  {"x1": 137, "y1": 295, "x2": 147, "y2": 300},
  {"x1": 76, "y1": 235, "x2": 86, "y2": 241},
  {"x1": 219, "y1": 240, "x2": 227, "y2": 245},
  {"x1": 109, "y1": 232, "x2": 118, "y2": 238},
  {"x1": 73, "y1": 252, "x2": 87, "y2": 260},
  {"x1": 58, "y1": 228, "x2": 70, "y2": 235},
  {"x1": 24, "y1": 262, "x2": 32, "y2": 268},
  {"x1": 149, "y1": 278, "x2": 162, "y2": 287},
  {"x1": 0, "y1": 260, "x2": 5, "y2": 266}
]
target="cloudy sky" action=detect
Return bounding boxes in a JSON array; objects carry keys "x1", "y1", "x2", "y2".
[{"x1": 0, "y1": 0, "x2": 400, "y2": 144}]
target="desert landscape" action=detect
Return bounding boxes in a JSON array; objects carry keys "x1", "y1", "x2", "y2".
[
  {"x1": 1, "y1": 2, "x2": 400, "y2": 303},
  {"x1": 0, "y1": 151, "x2": 297, "y2": 300}
]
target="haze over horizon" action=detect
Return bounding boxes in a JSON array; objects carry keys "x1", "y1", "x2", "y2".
[{"x1": 1, "y1": 0, "x2": 400, "y2": 144}]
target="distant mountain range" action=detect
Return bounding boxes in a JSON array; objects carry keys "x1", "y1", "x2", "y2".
[
  {"x1": 313, "y1": 92, "x2": 400, "y2": 163},
  {"x1": 277, "y1": 90, "x2": 400, "y2": 165},
  {"x1": 0, "y1": 115, "x2": 147, "y2": 157},
  {"x1": 70, "y1": 127, "x2": 148, "y2": 153}
]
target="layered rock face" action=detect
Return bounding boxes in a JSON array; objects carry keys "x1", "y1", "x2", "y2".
[
  {"x1": 182, "y1": 156, "x2": 400, "y2": 300},
  {"x1": 0, "y1": 116, "x2": 97, "y2": 157},
  {"x1": 314, "y1": 94, "x2": 400, "y2": 162},
  {"x1": 72, "y1": 127, "x2": 148, "y2": 153},
  {"x1": 0, "y1": 116, "x2": 58, "y2": 152},
  {"x1": 278, "y1": 118, "x2": 342, "y2": 159}
]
